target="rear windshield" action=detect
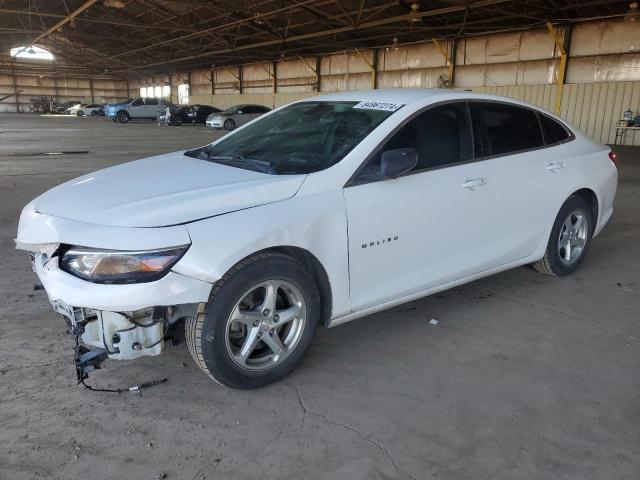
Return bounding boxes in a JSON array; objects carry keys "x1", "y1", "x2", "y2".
[{"x1": 186, "y1": 101, "x2": 398, "y2": 174}]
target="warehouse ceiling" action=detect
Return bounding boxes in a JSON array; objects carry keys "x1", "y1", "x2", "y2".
[{"x1": 0, "y1": 0, "x2": 634, "y2": 77}]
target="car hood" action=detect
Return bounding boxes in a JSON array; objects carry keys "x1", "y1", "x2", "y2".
[{"x1": 32, "y1": 151, "x2": 306, "y2": 228}]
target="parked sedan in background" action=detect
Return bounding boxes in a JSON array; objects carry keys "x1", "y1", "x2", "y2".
[
  {"x1": 16, "y1": 89, "x2": 617, "y2": 389},
  {"x1": 64, "y1": 103, "x2": 83, "y2": 115},
  {"x1": 54, "y1": 100, "x2": 82, "y2": 113},
  {"x1": 76, "y1": 104, "x2": 104, "y2": 117},
  {"x1": 177, "y1": 104, "x2": 221, "y2": 124},
  {"x1": 206, "y1": 104, "x2": 271, "y2": 130}
]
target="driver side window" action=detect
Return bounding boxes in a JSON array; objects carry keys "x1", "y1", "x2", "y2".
[
  {"x1": 131, "y1": 98, "x2": 144, "y2": 107},
  {"x1": 354, "y1": 102, "x2": 473, "y2": 183}
]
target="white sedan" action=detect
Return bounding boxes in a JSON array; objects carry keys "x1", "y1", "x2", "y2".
[
  {"x1": 63, "y1": 103, "x2": 83, "y2": 115},
  {"x1": 16, "y1": 89, "x2": 617, "y2": 389},
  {"x1": 64, "y1": 103, "x2": 103, "y2": 116}
]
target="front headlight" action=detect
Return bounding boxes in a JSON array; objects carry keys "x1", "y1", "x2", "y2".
[{"x1": 60, "y1": 245, "x2": 189, "y2": 284}]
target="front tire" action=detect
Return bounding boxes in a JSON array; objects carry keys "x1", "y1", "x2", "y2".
[
  {"x1": 533, "y1": 195, "x2": 594, "y2": 276},
  {"x1": 186, "y1": 252, "x2": 320, "y2": 389},
  {"x1": 223, "y1": 118, "x2": 236, "y2": 130},
  {"x1": 76, "y1": 110, "x2": 84, "y2": 116},
  {"x1": 116, "y1": 110, "x2": 130, "y2": 123}
]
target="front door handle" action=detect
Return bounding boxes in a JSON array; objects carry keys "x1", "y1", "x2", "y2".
[
  {"x1": 546, "y1": 161, "x2": 566, "y2": 172},
  {"x1": 462, "y1": 178, "x2": 488, "y2": 190}
]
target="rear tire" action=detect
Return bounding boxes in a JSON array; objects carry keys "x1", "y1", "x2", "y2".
[
  {"x1": 76, "y1": 110, "x2": 84, "y2": 116},
  {"x1": 186, "y1": 252, "x2": 320, "y2": 389},
  {"x1": 116, "y1": 111, "x2": 130, "y2": 123},
  {"x1": 533, "y1": 195, "x2": 594, "y2": 276}
]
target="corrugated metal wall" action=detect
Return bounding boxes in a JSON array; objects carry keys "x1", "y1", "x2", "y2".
[
  {"x1": 3, "y1": 19, "x2": 640, "y2": 145},
  {"x1": 135, "y1": 19, "x2": 640, "y2": 145},
  {"x1": 0, "y1": 74, "x2": 129, "y2": 113}
]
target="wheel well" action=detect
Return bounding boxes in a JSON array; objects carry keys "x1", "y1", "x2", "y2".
[
  {"x1": 570, "y1": 188, "x2": 599, "y2": 224},
  {"x1": 265, "y1": 246, "x2": 333, "y2": 328}
]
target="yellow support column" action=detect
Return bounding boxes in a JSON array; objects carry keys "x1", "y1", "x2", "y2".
[
  {"x1": 299, "y1": 56, "x2": 320, "y2": 91},
  {"x1": 546, "y1": 22, "x2": 568, "y2": 115},
  {"x1": 354, "y1": 49, "x2": 377, "y2": 89},
  {"x1": 432, "y1": 38, "x2": 454, "y2": 88}
]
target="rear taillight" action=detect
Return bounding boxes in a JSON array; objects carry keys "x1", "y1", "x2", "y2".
[{"x1": 609, "y1": 151, "x2": 619, "y2": 167}]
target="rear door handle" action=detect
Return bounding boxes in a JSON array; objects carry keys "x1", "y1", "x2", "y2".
[
  {"x1": 546, "y1": 161, "x2": 566, "y2": 172},
  {"x1": 462, "y1": 178, "x2": 488, "y2": 190}
]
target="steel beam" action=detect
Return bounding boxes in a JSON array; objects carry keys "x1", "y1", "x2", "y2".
[
  {"x1": 546, "y1": 21, "x2": 569, "y2": 115},
  {"x1": 355, "y1": 48, "x2": 376, "y2": 90},
  {"x1": 432, "y1": 37, "x2": 454, "y2": 88},
  {"x1": 30, "y1": 1, "x2": 96, "y2": 47},
  {"x1": 125, "y1": 0, "x2": 509, "y2": 71}
]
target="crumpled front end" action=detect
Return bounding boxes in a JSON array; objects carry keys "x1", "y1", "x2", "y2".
[
  {"x1": 105, "y1": 102, "x2": 127, "y2": 119},
  {"x1": 16, "y1": 204, "x2": 213, "y2": 380}
]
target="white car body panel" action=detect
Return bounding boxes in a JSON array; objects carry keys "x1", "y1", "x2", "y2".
[
  {"x1": 64, "y1": 103, "x2": 83, "y2": 115},
  {"x1": 176, "y1": 189, "x2": 352, "y2": 318},
  {"x1": 29, "y1": 152, "x2": 306, "y2": 228},
  {"x1": 16, "y1": 88, "x2": 618, "y2": 362},
  {"x1": 80, "y1": 105, "x2": 102, "y2": 115},
  {"x1": 345, "y1": 159, "x2": 499, "y2": 311},
  {"x1": 16, "y1": 202, "x2": 192, "y2": 252}
]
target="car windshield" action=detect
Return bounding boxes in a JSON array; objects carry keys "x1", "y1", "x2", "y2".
[{"x1": 186, "y1": 101, "x2": 397, "y2": 174}]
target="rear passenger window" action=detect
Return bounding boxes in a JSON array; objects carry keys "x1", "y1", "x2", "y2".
[
  {"x1": 470, "y1": 102, "x2": 544, "y2": 157},
  {"x1": 539, "y1": 113, "x2": 570, "y2": 145},
  {"x1": 356, "y1": 102, "x2": 473, "y2": 181}
]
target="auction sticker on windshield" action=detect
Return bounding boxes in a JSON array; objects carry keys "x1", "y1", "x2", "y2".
[{"x1": 353, "y1": 101, "x2": 404, "y2": 112}]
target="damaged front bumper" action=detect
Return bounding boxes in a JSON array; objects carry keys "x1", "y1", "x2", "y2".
[
  {"x1": 30, "y1": 251, "x2": 211, "y2": 357},
  {"x1": 16, "y1": 206, "x2": 213, "y2": 383},
  {"x1": 26, "y1": 247, "x2": 211, "y2": 381}
]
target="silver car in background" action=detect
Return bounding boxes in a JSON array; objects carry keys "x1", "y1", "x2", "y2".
[{"x1": 206, "y1": 104, "x2": 271, "y2": 130}]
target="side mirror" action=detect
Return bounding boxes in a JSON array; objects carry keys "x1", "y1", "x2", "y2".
[
  {"x1": 379, "y1": 148, "x2": 418, "y2": 179},
  {"x1": 237, "y1": 110, "x2": 243, "y2": 114}
]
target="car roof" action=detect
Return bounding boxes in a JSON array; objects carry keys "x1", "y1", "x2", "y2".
[
  {"x1": 299, "y1": 88, "x2": 559, "y2": 117},
  {"x1": 302, "y1": 89, "x2": 454, "y2": 105}
]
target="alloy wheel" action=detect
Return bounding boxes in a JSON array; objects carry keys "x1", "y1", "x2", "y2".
[
  {"x1": 224, "y1": 280, "x2": 306, "y2": 371},
  {"x1": 557, "y1": 210, "x2": 588, "y2": 265}
]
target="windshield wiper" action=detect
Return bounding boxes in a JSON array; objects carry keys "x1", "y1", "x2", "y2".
[
  {"x1": 208, "y1": 153, "x2": 273, "y2": 174},
  {"x1": 234, "y1": 155, "x2": 274, "y2": 174}
]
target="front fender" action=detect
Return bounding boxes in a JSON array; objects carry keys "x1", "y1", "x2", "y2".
[{"x1": 174, "y1": 191, "x2": 351, "y2": 319}]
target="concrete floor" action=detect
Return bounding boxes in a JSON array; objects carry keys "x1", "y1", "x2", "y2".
[{"x1": 1, "y1": 113, "x2": 638, "y2": 480}]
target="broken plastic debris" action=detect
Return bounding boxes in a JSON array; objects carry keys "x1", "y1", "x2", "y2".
[
  {"x1": 428, "y1": 318, "x2": 439, "y2": 325},
  {"x1": 617, "y1": 282, "x2": 634, "y2": 292}
]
